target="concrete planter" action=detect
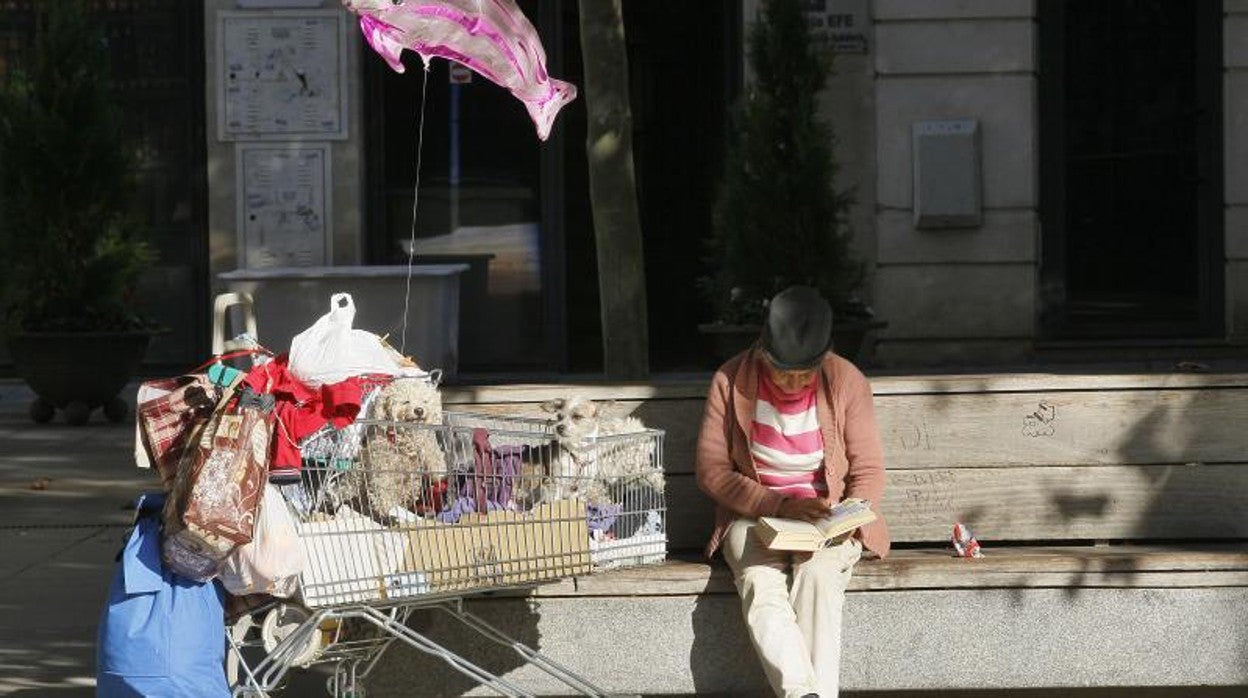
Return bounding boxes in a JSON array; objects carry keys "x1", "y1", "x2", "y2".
[
  {"x1": 219, "y1": 265, "x2": 468, "y2": 380},
  {"x1": 6, "y1": 330, "x2": 154, "y2": 424}
]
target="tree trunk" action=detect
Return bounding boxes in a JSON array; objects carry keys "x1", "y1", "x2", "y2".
[{"x1": 577, "y1": 0, "x2": 649, "y2": 379}]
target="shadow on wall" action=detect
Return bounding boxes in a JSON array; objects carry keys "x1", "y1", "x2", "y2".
[
  {"x1": 631, "y1": 399, "x2": 713, "y2": 555},
  {"x1": 1114, "y1": 391, "x2": 1248, "y2": 673},
  {"x1": 631, "y1": 384, "x2": 770, "y2": 694},
  {"x1": 1114, "y1": 389, "x2": 1248, "y2": 543},
  {"x1": 1009, "y1": 386, "x2": 1248, "y2": 602},
  {"x1": 362, "y1": 597, "x2": 541, "y2": 698},
  {"x1": 688, "y1": 580, "x2": 769, "y2": 695}
]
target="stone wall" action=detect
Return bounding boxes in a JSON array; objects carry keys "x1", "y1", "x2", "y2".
[
  {"x1": 202, "y1": 0, "x2": 366, "y2": 291},
  {"x1": 870, "y1": 0, "x2": 1038, "y2": 365},
  {"x1": 1224, "y1": 0, "x2": 1248, "y2": 341}
]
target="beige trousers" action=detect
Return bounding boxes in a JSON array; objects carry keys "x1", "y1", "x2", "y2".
[{"x1": 722, "y1": 518, "x2": 862, "y2": 698}]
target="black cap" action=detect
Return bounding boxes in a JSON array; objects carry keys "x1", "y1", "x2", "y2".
[{"x1": 761, "y1": 286, "x2": 832, "y2": 370}]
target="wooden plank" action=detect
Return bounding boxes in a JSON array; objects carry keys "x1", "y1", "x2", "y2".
[
  {"x1": 663, "y1": 475, "x2": 713, "y2": 551},
  {"x1": 875, "y1": 387, "x2": 1248, "y2": 469},
  {"x1": 869, "y1": 543, "x2": 1248, "y2": 570},
  {"x1": 879, "y1": 463, "x2": 1248, "y2": 543},
  {"x1": 442, "y1": 382, "x2": 709, "y2": 404},
  {"x1": 444, "y1": 382, "x2": 1248, "y2": 476},
  {"x1": 529, "y1": 545, "x2": 1248, "y2": 597},
  {"x1": 661, "y1": 464, "x2": 1248, "y2": 549},
  {"x1": 441, "y1": 372, "x2": 1248, "y2": 404},
  {"x1": 867, "y1": 372, "x2": 1248, "y2": 395}
]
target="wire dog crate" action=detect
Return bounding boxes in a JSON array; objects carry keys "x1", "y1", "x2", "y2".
[{"x1": 229, "y1": 410, "x2": 667, "y2": 697}]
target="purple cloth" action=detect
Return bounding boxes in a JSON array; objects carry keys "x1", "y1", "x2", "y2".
[
  {"x1": 436, "y1": 495, "x2": 503, "y2": 523},
  {"x1": 436, "y1": 429, "x2": 525, "y2": 522},
  {"x1": 586, "y1": 503, "x2": 621, "y2": 533},
  {"x1": 481, "y1": 444, "x2": 524, "y2": 509}
]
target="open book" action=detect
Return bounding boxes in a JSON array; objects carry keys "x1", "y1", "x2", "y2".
[{"x1": 756, "y1": 498, "x2": 877, "y2": 552}]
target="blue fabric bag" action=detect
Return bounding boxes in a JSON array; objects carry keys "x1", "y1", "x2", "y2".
[{"x1": 96, "y1": 492, "x2": 230, "y2": 697}]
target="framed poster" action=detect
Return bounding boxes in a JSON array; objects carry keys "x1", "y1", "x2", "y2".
[
  {"x1": 235, "y1": 143, "x2": 332, "y2": 268},
  {"x1": 217, "y1": 10, "x2": 349, "y2": 140}
]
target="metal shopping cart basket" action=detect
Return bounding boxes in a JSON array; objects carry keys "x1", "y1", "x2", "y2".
[{"x1": 228, "y1": 409, "x2": 667, "y2": 697}]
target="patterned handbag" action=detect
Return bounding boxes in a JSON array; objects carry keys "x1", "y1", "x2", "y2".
[
  {"x1": 163, "y1": 383, "x2": 275, "y2": 582},
  {"x1": 135, "y1": 373, "x2": 217, "y2": 486},
  {"x1": 135, "y1": 350, "x2": 269, "y2": 486}
]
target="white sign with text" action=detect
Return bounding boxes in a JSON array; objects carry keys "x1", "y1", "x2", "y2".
[{"x1": 236, "y1": 143, "x2": 332, "y2": 268}]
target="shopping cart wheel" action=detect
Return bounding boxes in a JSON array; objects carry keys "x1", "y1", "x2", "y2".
[
  {"x1": 63, "y1": 401, "x2": 92, "y2": 426},
  {"x1": 29, "y1": 398, "x2": 54, "y2": 424},
  {"x1": 103, "y1": 397, "x2": 129, "y2": 423},
  {"x1": 260, "y1": 604, "x2": 323, "y2": 667},
  {"x1": 328, "y1": 672, "x2": 365, "y2": 698}
]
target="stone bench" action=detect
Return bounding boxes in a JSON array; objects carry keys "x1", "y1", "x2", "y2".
[{"x1": 359, "y1": 371, "x2": 1248, "y2": 696}]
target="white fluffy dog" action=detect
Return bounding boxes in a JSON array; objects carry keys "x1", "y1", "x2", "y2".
[
  {"x1": 539, "y1": 397, "x2": 663, "y2": 504},
  {"x1": 352, "y1": 378, "x2": 446, "y2": 518}
]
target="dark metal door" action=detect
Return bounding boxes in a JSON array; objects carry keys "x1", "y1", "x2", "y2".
[{"x1": 1039, "y1": 0, "x2": 1223, "y2": 338}]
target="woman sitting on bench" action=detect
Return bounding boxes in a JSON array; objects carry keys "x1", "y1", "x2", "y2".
[{"x1": 695, "y1": 285, "x2": 891, "y2": 698}]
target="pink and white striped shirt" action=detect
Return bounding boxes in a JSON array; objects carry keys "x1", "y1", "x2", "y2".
[{"x1": 750, "y1": 368, "x2": 827, "y2": 500}]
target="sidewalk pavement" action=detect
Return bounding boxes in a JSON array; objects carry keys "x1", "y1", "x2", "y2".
[
  {"x1": 0, "y1": 380, "x2": 334, "y2": 697},
  {"x1": 0, "y1": 380, "x2": 151, "y2": 696}
]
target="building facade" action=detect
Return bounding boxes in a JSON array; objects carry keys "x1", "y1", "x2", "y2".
[
  {"x1": 3, "y1": 0, "x2": 1244, "y2": 374},
  {"x1": 196, "y1": 0, "x2": 1248, "y2": 371},
  {"x1": 856, "y1": 0, "x2": 1248, "y2": 366},
  {"x1": 200, "y1": 0, "x2": 738, "y2": 375}
]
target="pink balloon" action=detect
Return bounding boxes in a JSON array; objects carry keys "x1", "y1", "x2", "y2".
[{"x1": 342, "y1": 0, "x2": 577, "y2": 141}]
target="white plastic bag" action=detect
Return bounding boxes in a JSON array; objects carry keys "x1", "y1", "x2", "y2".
[
  {"x1": 288, "y1": 293, "x2": 408, "y2": 387},
  {"x1": 220, "y1": 485, "x2": 306, "y2": 598}
]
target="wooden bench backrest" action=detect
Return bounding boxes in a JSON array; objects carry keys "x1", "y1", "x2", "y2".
[{"x1": 445, "y1": 373, "x2": 1248, "y2": 551}]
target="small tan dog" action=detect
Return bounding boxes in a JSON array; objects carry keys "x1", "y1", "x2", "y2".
[
  {"x1": 539, "y1": 397, "x2": 662, "y2": 504},
  {"x1": 351, "y1": 378, "x2": 446, "y2": 519}
]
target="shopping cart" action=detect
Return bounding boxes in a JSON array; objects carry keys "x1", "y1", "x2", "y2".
[{"x1": 228, "y1": 409, "x2": 667, "y2": 697}]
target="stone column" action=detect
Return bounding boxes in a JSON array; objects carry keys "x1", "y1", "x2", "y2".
[
  {"x1": 202, "y1": 0, "x2": 366, "y2": 291},
  {"x1": 871, "y1": 0, "x2": 1037, "y2": 365},
  {"x1": 1224, "y1": 0, "x2": 1248, "y2": 342}
]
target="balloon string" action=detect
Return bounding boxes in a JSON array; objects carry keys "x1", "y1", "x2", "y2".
[{"x1": 401, "y1": 62, "x2": 431, "y2": 355}]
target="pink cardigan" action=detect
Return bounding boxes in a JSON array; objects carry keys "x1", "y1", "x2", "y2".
[{"x1": 694, "y1": 346, "x2": 891, "y2": 559}]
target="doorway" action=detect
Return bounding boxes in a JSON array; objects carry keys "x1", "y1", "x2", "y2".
[{"x1": 1038, "y1": 0, "x2": 1223, "y2": 338}]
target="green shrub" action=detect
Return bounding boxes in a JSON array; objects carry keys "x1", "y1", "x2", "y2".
[
  {"x1": 702, "y1": 0, "x2": 863, "y2": 325},
  {"x1": 0, "y1": 1, "x2": 154, "y2": 332}
]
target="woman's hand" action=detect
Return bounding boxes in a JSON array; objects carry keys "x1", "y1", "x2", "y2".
[{"x1": 777, "y1": 497, "x2": 831, "y2": 523}]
